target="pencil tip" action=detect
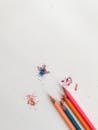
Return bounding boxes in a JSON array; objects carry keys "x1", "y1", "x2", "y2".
[
  {"x1": 48, "y1": 94, "x2": 55, "y2": 103},
  {"x1": 60, "y1": 101, "x2": 63, "y2": 106},
  {"x1": 61, "y1": 95, "x2": 66, "y2": 101},
  {"x1": 62, "y1": 87, "x2": 68, "y2": 94},
  {"x1": 60, "y1": 100, "x2": 66, "y2": 110}
]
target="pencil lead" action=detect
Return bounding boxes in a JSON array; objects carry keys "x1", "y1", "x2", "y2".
[
  {"x1": 61, "y1": 94, "x2": 68, "y2": 103},
  {"x1": 48, "y1": 94, "x2": 55, "y2": 103},
  {"x1": 62, "y1": 87, "x2": 68, "y2": 95},
  {"x1": 60, "y1": 101, "x2": 66, "y2": 110}
]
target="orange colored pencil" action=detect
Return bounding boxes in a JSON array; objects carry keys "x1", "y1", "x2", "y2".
[
  {"x1": 49, "y1": 95, "x2": 76, "y2": 130},
  {"x1": 62, "y1": 95, "x2": 91, "y2": 130}
]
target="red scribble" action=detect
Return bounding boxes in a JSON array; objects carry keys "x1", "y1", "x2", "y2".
[
  {"x1": 61, "y1": 76, "x2": 72, "y2": 86},
  {"x1": 26, "y1": 94, "x2": 38, "y2": 106},
  {"x1": 75, "y1": 83, "x2": 78, "y2": 91}
]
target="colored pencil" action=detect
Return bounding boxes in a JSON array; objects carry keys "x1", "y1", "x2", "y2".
[
  {"x1": 60, "y1": 101, "x2": 81, "y2": 130},
  {"x1": 62, "y1": 87, "x2": 96, "y2": 130},
  {"x1": 49, "y1": 95, "x2": 76, "y2": 130},
  {"x1": 62, "y1": 95, "x2": 90, "y2": 130}
]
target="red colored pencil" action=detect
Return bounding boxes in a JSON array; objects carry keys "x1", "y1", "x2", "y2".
[{"x1": 62, "y1": 87, "x2": 96, "y2": 130}]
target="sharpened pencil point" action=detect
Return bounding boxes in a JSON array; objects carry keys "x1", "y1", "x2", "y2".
[
  {"x1": 60, "y1": 101, "x2": 66, "y2": 110},
  {"x1": 62, "y1": 87, "x2": 68, "y2": 94},
  {"x1": 48, "y1": 94, "x2": 55, "y2": 103}
]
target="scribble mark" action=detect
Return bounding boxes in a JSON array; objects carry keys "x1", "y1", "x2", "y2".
[{"x1": 37, "y1": 64, "x2": 50, "y2": 77}]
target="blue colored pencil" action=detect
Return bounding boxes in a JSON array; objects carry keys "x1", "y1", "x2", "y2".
[{"x1": 60, "y1": 101, "x2": 81, "y2": 130}]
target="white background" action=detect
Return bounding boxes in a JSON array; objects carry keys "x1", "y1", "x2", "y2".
[{"x1": 0, "y1": 0, "x2": 98, "y2": 129}]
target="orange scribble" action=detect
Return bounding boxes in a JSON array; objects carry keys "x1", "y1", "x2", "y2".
[{"x1": 26, "y1": 94, "x2": 38, "y2": 106}]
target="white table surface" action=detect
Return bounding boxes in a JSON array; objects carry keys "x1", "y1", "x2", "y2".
[{"x1": 0, "y1": 0, "x2": 98, "y2": 129}]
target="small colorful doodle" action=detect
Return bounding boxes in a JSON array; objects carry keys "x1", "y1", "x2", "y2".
[
  {"x1": 26, "y1": 93, "x2": 38, "y2": 107},
  {"x1": 61, "y1": 76, "x2": 72, "y2": 86},
  {"x1": 37, "y1": 64, "x2": 50, "y2": 77}
]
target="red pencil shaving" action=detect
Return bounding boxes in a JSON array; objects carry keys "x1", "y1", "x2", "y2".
[{"x1": 75, "y1": 84, "x2": 78, "y2": 91}]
